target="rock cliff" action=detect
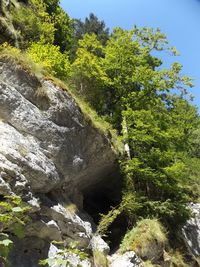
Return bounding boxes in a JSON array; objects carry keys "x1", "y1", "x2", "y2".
[{"x1": 0, "y1": 57, "x2": 120, "y2": 266}]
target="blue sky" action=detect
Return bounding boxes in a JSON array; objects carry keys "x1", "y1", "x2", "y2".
[{"x1": 60, "y1": 0, "x2": 200, "y2": 111}]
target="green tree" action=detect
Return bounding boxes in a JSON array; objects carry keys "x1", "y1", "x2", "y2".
[
  {"x1": 121, "y1": 97, "x2": 198, "y2": 225},
  {"x1": 70, "y1": 13, "x2": 110, "y2": 60},
  {"x1": 102, "y1": 27, "x2": 184, "y2": 128},
  {"x1": 43, "y1": 0, "x2": 73, "y2": 53},
  {"x1": 73, "y1": 13, "x2": 109, "y2": 45},
  {"x1": 85, "y1": 27, "x2": 199, "y2": 234},
  {"x1": 12, "y1": 0, "x2": 73, "y2": 52},
  {"x1": 71, "y1": 33, "x2": 108, "y2": 109},
  {"x1": 43, "y1": 0, "x2": 60, "y2": 14},
  {"x1": 53, "y1": 8, "x2": 73, "y2": 53},
  {"x1": 27, "y1": 42, "x2": 71, "y2": 80}
]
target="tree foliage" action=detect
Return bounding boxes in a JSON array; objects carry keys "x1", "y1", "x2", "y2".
[
  {"x1": 71, "y1": 33, "x2": 107, "y2": 109},
  {"x1": 11, "y1": 0, "x2": 73, "y2": 52},
  {"x1": 70, "y1": 13, "x2": 110, "y2": 60},
  {"x1": 72, "y1": 26, "x2": 199, "y2": 230},
  {"x1": 43, "y1": 0, "x2": 73, "y2": 53},
  {"x1": 73, "y1": 13, "x2": 109, "y2": 45},
  {"x1": 121, "y1": 98, "x2": 198, "y2": 225},
  {"x1": 27, "y1": 42, "x2": 71, "y2": 80}
]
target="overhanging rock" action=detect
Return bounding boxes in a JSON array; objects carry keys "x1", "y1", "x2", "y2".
[
  {"x1": 0, "y1": 58, "x2": 118, "y2": 196},
  {"x1": 0, "y1": 58, "x2": 119, "y2": 267}
]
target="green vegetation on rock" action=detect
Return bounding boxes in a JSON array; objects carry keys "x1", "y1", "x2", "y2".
[{"x1": 120, "y1": 219, "x2": 167, "y2": 260}]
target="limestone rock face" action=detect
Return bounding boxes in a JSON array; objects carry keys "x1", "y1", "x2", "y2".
[
  {"x1": 182, "y1": 203, "x2": 200, "y2": 259},
  {"x1": 0, "y1": 58, "x2": 118, "y2": 266},
  {"x1": 0, "y1": 59, "x2": 117, "y2": 194}
]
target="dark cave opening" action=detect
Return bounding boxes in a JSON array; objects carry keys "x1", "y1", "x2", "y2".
[
  {"x1": 82, "y1": 173, "x2": 128, "y2": 252},
  {"x1": 105, "y1": 213, "x2": 128, "y2": 253}
]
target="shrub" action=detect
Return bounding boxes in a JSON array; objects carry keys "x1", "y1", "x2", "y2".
[{"x1": 97, "y1": 206, "x2": 122, "y2": 235}]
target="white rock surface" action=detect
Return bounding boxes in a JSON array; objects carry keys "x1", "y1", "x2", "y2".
[
  {"x1": 109, "y1": 251, "x2": 143, "y2": 267},
  {"x1": 90, "y1": 235, "x2": 110, "y2": 255},
  {"x1": 182, "y1": 203, "x2": 200, "y2": 258},
  {"x1": 48, "y1": 243, "x2": 92, "y2": 267}
]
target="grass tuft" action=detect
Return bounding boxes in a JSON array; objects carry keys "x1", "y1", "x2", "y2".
[
  {"x1": 0, "y1": 43, "x2": 44, "y2": 78},
  {"x1": 167, "y1": 250, "x2": 189, "y2": 267},
  {"x1": 93, "y1": 250, "x2": 108, "y2": 267},
  {"x1": 120, "y1": 218, "x2": 167, "y2": 262}
]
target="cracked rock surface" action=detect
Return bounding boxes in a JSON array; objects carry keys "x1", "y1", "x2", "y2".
[{"x1": 0, "y1": 58, "x2": 118, "y2": 267}]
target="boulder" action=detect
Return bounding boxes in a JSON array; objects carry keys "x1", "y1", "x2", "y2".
[{"x1": 90, "y1": 235, "x2": 110, "y2": 255}]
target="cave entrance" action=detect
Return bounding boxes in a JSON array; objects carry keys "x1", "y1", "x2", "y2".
[{"x1": 82, "y1": 172, "x2": 128, "y2": 252}]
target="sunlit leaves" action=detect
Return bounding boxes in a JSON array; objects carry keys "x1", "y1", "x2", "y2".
[
  {"x1": 27, "y1": 42, "x2": 71, "y2": 80},
  {"x1": 0, "y1": 196, "x2": 31, "y2": 262}
]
